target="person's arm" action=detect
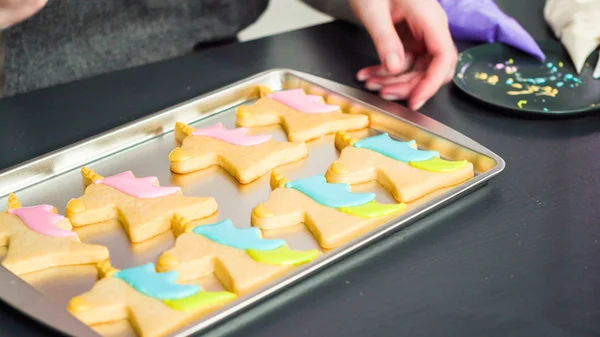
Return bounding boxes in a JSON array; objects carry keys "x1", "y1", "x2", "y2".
[
  {"x1": 0, "y1": 0, "x2": 47, "y2": 28},
  {"x1": 299, "y1": 0, "x2": 360, "y2": 25}
]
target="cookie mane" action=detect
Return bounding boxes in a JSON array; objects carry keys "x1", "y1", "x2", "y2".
[
  {"x1": 191, "y1": 123, "x2": 271, "y2": 146},
  {"x1": 266, "y1": 89, "x2": 339, "y2": 113}
]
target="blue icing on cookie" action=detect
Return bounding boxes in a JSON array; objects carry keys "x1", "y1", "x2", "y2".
[
  {"x1": 353, "y1": 133, "x2": 439, "y2": 162},
  {"x1": 285, "y1": 175, "x2": 375, "y2": 208},
  {"x1": 192, "y1": 219, "x2": 286, "y2": 251},
  {"x1": 114, "y1": 263, "x2": 199, "y2": 300}
]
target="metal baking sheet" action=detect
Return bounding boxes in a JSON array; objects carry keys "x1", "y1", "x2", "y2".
[{"x1": 0, "y1": 69, "x2": 505, "y2": 337}]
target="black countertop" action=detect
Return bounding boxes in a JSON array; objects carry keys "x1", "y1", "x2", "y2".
[{"x1": 1, "y1": 0, "x2": 599, "y2": 336}]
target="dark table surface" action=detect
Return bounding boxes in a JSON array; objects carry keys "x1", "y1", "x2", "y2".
[{"x1": 1, "y1": 0, "x2": 600, "y2": 336}]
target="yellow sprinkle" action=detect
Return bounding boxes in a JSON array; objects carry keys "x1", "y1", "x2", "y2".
[
  {"x1": 457, "y1": 73, "x2": 464, "y2": 79},
  {"x1": 507, "y1": 90, "x2": 533, "y2": 96},
  {"x1": 511, "y1": 83, "x2": 523, "y2": 89},
  {"x1": 558, "y1": 62, "x2": 563, "y2": 67},
  {"x1": 508, "y1": 58, "x2": 514, "y2": 64},
  {"x1": 536, "y1": 88, "x2": 559, "y2": 98},
  {"x1": 517, "y1": 100, "x2": 527, "y2": 109},
  {"x1": 529, "y1": 85, "x2": 540, "y2": 92},
  {"x1": 487, "y1": 75, "x2": 499, "y2": 85},
  {"x1": 475, "y1": 72, "x2": 488, "y2": 80}
]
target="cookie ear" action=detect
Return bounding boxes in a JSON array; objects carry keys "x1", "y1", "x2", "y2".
[
  {"x1": 258, "y1": 85, "x2": 273, "y2": 98},
  {"x1": 334, "y1": 131, "x2": 358, "y2": 151},
  {"x1": 81, "y1": 167, "x2": 104, "y2": 187},
  {"x1": 174, "y1": 121, "x2": 195, "y2": 143},
  {"x1": 270, "y1": 169, "x2": 289, "y2": 190},
  {"x1": 97, "y1": 259, "x2": 119, "y2": 279},
  {"x1": 6, "y1": 193, "x2": 21, "y2": 212}
]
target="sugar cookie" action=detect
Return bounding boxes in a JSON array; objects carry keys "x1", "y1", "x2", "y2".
[
  {"x1": 325, "y1": 131, "x2": 475, "y2": 203},
  {"x1": 66, "y1": 167, "x2": 218, "y2": 243},
  {"x1": 0, "y1": 193, "x2": 108, "y2": 276},
  {"x1": 236, "y1": 86, "x2": 369, "y2": 142},
  {"x1": 251, "y1": 171, "x2": 405, "y2": 249},
  {"x1": 156, "y1": 217, "x2": 319, "y2": 295},
  {"x1": 68, "y1": 260, "x2": 236, "y2": 337},
  {"x1": 169, "y1": 122, "x2": 308, "y2": 184}
]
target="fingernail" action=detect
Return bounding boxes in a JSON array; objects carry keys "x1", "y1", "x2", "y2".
[
  {"x1": 365, "y1": 82, "x2": 381, "y2": 91},
  {"x1": 381, "y1": 94, "x2": 399, "y2": 101},
  {"x1": 385, "y1": 53, "x2": 401, "y2": 72},
  {"x1": 413, "y1": 100, "x2": 426, "y2": 110},
  {"x1": 357, "y1": 73, "x2": 368, "y2": 81}
]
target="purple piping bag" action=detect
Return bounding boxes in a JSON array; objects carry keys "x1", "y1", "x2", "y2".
[{"x1": 439, "y1": 0, "x2": 546, "y2": 61}]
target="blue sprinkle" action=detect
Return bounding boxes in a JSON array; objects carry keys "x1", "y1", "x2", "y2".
[
  {"x1": 543, "y1": 108, "x2": 549, "y2": 112},
  {"x1": 551, "y1": 67, "x2": 558, "y2": 73},
  {"x1": 570, "y1": 84, "x2": 574, "y2": 88},
  {"x1": 506, "y1": 78, "x2": 514, "y2": 85},
  {"x1": 573, "y1": 78, "x2": 582, "y2": 84},
  {"x1": 526, "y1": 78, "x2": 536, "y2": 84},
  {"x1": 549, "y1": 76, "x2": 557, "y2": 81},
  {"x1": 556, "y1": 82, "x2": 564, "y2": 87},
  {"x1": 546, "y1": 62, "x2": 553, "y2": 68},
  {"x1": 564, "y1": 73, "x2": 573, "y2": 80},
  {"x1": 535, "y1": 78, "x2": 546, "y2": 84}
]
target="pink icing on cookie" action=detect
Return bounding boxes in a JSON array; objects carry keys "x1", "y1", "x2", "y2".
[
  {"x1": 96, "y1": 171, "x2": 180, "y2": 199},
  {"x1": 8, "y1": 205, "x2": 76, "y2": 237},
  {"x1": 267, "y1": 89, "x2": 339, "y2": 113},
  {"x1": 192, "y1": 123, "x2": 271, "y2": 146}
]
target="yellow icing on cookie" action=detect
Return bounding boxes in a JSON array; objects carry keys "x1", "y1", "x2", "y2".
[
  {"x1": 66, "y1": 199, "x2": 86, "y2": 215},
  {"x1": 338, "y1": 201, "x2": 406, "y2": 218},
  {"x1": 409, "y1": 157, "x2": 469, "y2": 172},
  {"x1": 252, "y1": 203, "x2": 274, "y2": 218},
  {"x1": 168, "y1": 148, "x2": 192, "y2": 162},
  {"x1": 157, "y1": 252, "x2": 180, "y2": 269},
  {"x1": 163, "y1": 291, "x2": 236, "y2": 312},
  {"x1": 246, "y1": 245, "x2": 320, "y2": 266}
]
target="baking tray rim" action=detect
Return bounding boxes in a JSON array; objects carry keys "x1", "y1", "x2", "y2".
[{"x1": 0, "y1": 68, "x2": 506, "y2": 337}]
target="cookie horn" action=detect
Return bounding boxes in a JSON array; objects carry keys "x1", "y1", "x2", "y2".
[
  {"x1": 171, "y1": 214, "x2": 194, "y2": 237},
  {"x1": 270, "y1": 169, "x2": 289, "y2": 190},
  {"x1": 258, "y1": 85, "x2": 273, "y2": 98},
  {"x1": 6, "y1": 193, "x2": 21, "y2": 211},
  {"x1": 174, "y1": 121, "x2": 196, "y2": 143},
  {"x1": 96, "y1": 259, "x2": 119, "y2": 279},
  {"x1": 81, "y1": 167, "x2": 104, "y2": 187},
  {"x1": 334, "y1": 131, "x2": 358, "y2": 151}
]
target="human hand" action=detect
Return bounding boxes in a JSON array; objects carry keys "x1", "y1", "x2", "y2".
[
  {"x1": 349, "y1": 0, "x2": 457, "y2": 110},
  {"x1": 0, "y1": 0, "x2": 47, "y2": 28}
]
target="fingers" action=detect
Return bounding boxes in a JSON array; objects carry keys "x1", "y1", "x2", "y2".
[
  {"x1": 365, "y1": 71, "x2": 421, "y2": 90},
  {"x1": 405, "y1": 4, "x2": 457, "y2": 110},
  {"x1": 350, "y1": 0, "x2": 406, "y2": 74},
  {"x1": 379, "y1": 74, "x2": 424, "y2": 101},
  {"x1": 356, "y1": 53, "x2": 415, "y2": 81},
  {"x1": 0, "y1": 0, "x2": 47, "y2": 28}
]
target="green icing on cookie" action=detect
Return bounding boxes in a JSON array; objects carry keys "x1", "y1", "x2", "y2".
[
  {"x1": 338, "y1": 201, "x2": 405, "y2": 218},
  {"x1": 246, "y1": 245, "x2": 319, "y2": 266},
  {"x1": 409, "y1": 157, "x2": 468, "y2": 172},
  {"x1": 163, "y1": 291, "x2": 236, "y2": 311}
]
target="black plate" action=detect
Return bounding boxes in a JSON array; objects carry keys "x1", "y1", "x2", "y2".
[{"x1": 453, "y1": 40, "x2": 600, "y2": 116}]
